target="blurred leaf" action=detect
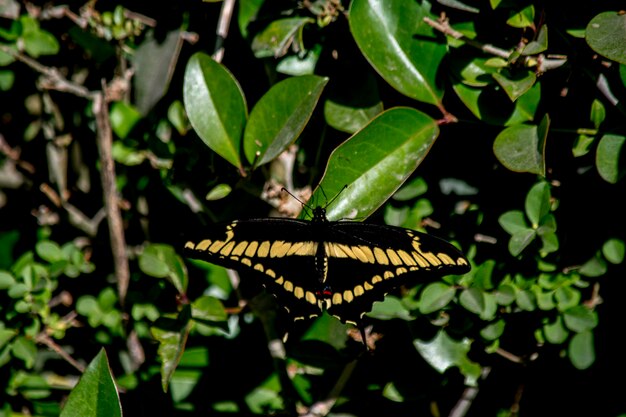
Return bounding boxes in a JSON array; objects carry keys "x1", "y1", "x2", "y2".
[
  {"x1": 459, "y1": 287, "x2": 485, "y2": 315},
  {"x1": 111, "y1": 141, "x2": 146, "y2": 166},
  {"x1": 0, "y1": 270, "x2": 16, "y2": 289},
  {"x1": 152, "y1": 313, "x2": 192, "y2": 392},
  {"x1": 139, "y1": 244, "x2": 188, "y2": 294},
  {"x1": 586, "y1": 12, "x2": 626, "y2": 65},
  {"x1": 183, "y1": 52, "x2": 247, "y2": 170},
  {"x1": 133, "y1": 29, "x2": 182, "y2": 115},
  {"x1": 525, "y1": 181, "x2": 551, "y2": 227},
  {"x1": 205, "y1": 184, "x2": 232, "y2": 201},
  {"x1": 238, "y1": 0, "x2": 264, "y2": 38},
  {"x1": 109, "y1": 102, "x2": 142, "y2": 139},
  {"x1": 191, "y1": 295, "x2": 228, "y2": 322},
  {"x1": 277, "y1": 45, "x2": 320, "y2": 76},
  {"x1": 590, "y1": 99, "x2": 606, "y2": 129},
  {"x1": 579, "y1": 253, "x2": 607, "y2": 277},
  {"x1": 506, "y1": 4, "x2": 534, "y2": 28},
  {"x1": 0, "y1": 69, "x2": 15, "y2": 90},
  {"x1": 555, "y1": 286, "x2": 581, "y2": 311},
  {"x1": 515, "y1": 289, "x2": 536, "y2": 311},
  {"x1": 543, "y1": 316, "x2": 568, "y2": 344},
  {"x1": 312, "y1": 107, "x2": 439, "y2": 221},
  {"x1": 243, "y1": 75, "x2": 328, "y2": 167},
  {"x1": 522, "y1": 24, "x2": 548, "y2": 55},
  {"x1": 392, "y1": 177, "x2": 428, "y2": 201},
  {"x1": 368, "y1": 295, "x2": 414, "y2": 321},
  {"x1": 245, "y1": 374, "x2": 284, "y2": 414},
  {"x1": 35, "y1": 240, "x2": 64, "y2": 263},
  {"x1": 251, "y1": 17, "x2": 313, "y2": 58},
  {"x1": 20, "y1": 16, "x2": 59, "y2": 57},
  {"x1": 414, "y1": 330, "x2": 482, "y2": 386},
  {"x1": 59, "y1": 349, "x2": 122, "y2": 417},
  {"x1": 596, "y1": 134, "x2": 626, "y2": 184},
  {"x1": 419, "y1": 282, "x2": 455, "y2": 314},
  {"x1": 568, "y1": 331, "x2": 595, "y2": 370},
  {"x1": 495, "y1": 283, "x2": 516, "y2": 305},
  {"x1": 603, "y1": 238, "x2": 625, "y2": 264},
  {"x1": 350, "y1": 0, "x2": 446, "y2": 105},
  {"x1": 12, "y1": 336, "x2": 37, "y2": 368},
  {"x1": 499, "y1": 210, "x2": 528, "y2": 235},
  {"x1": 480, "y1": 319, "x2": 505, "y2": 340},
  {"x1": 509, "y1": 228, "x2": 536, "y2": 256},
  {"x1": 563, "y1": 306, "x2": 598, "y2": 332},
  {"x1": 168, "y1": 100, "x2": 189, "y2": 135}
]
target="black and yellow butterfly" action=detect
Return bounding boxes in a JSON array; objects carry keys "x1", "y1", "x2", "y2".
[{"x1": 184, "y1": 203, "x2": 470, "y2": 327}]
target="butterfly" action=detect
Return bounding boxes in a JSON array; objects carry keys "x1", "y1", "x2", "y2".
[{"x1": 184, "y1": 202, "x2": 470, "y2": 329}]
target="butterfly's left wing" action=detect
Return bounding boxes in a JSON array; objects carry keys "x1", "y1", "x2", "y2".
[
  {"x1": 320, "y1": 221, "x2": 470, "y2": 325},
  {"x1": 184, "y1": 218, "x2": 325, "y2": 322}
]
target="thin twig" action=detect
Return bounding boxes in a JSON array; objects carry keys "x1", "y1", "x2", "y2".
[
  {"x1": 36, "y1": 332, "x2": 86, "y2": 373},
  {"x1": 213, "y1": 0, "x2": 236, "y2": 63},
  {"x1": 93, "y1": 82, "x2": 130, "y2": 305},
  {"x1": 301, "y1": 359, "x2": 360, "y2": 417},
  {"x1": 448, "y1": 367, "x2": 492, "y2": 417}
]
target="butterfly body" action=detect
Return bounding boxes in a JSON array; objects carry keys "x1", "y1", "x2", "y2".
[{"x1": 184, "y1": 206, "x2": 470, "y2": 326}]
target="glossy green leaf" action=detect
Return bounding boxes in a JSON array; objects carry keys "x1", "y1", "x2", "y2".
[
  {"x1": 586, "y1": 12, "x2": 626, "y2": 65},
  {"x1": 277, "y1": 45, "x2": 321, "y2": 76},
  {"x1": 312, "y1": 107, "x2": 439, "y2": 221},
  {"x1": 35, "y1": 240, "x2": 64, "y2": 263},
  {"x1": 525, "y1": 181, "x2": 551, "y2": 227},
  {"x1": 452, "y1": 81, "x2": 540, "y2": 126},
  {"x1": 414, "y1": 330, "x2": 482, "y2": 386},
  {"x1": 590, "y1": 99, "x2": 606, "y2": 129},
  {"x1": 543, "y1": 316, "x2": 568, "y2": 344},
  {"x1": 492, "y1": 69, "x2": 536, "y2": 101},
  {"x1": 493, "y1": 114, "x2": 548, "y2": 175},
  {"x1": 563, "y1": 306, "x2": 598, "y2": 332},
  {"x1": 251, "y1": 17, "x2": 313, "y2": 58},
  {"x1": 243, "y1": 75, "x2": 328, "y2": 167},
  {"x1": 603, "y1": 238, "x2": 625, "y2": 264},
  {"x1": 238, "y1": 0, "x2": 265, "y2": 38},
  {"x1": 350, "y1": 0, "x2": 446, "y2": 105},
  {"x1": 59, "y1": 349, "x2": 122, "y2": 417},
  {"x1": 183, "y1": 52, "x2": 247, "y2": 170},
  {"x1": 568, "y1": 331, "x2": 595, "y2": 370},
  {"x1": 596, "y1": 134, "x2": 626, "y2": 184},
  {"x1": 324, "y1": 71, "x2": 383, "y2": 134},
  {"x1": 506, "y1": 4, "x2": 534, "y2": 28},
  {"x1": 419, "y1": 282, "x2": 456, "y2": 314},
  {"x1": 498, "y1": 210, "x2": 528, "y2": 235},
  {"x1": 472, "y1": 260, "x2": 495, "y2": 290},
  {"x1": 450, "y1": 55, "x2": 497, "y2": 88}
]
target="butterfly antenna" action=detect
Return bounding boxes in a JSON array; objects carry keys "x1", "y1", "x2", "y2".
[
  {"x1": 281, "y1": 187, "x2": 312, "y2": 217},
  {"x1": 323, "y1": 184, "x2": 348, "y2": 209}
]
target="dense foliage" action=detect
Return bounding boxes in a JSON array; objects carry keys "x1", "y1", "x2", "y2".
[{"x1": 0, "y1": 0, "x2": 625, "y2": 416}]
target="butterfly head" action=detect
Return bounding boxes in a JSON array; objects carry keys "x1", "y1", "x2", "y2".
[{"x1": 311, "y1": 206, "x2": 328, "y2": 223}]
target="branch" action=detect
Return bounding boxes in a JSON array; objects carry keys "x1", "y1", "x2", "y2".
[
  {"x1": 93, "y1": 82, "x2": 131, "y2": 305},
  {"x1": 213, "y1": 0, "x2": 236, "y2": 63}
]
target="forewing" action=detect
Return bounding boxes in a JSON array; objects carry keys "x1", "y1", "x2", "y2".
[{"x1": 184, "y1": 218, "x2": 323, "y2": 321}]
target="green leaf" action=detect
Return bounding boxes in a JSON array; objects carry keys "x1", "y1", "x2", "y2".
[
  {"x1": 596, "y1": 134, "x2": 626, "y2": 184},
  {"x1": 139, "y1": 244, "x2": 187, "y2": 294},
  {"x1": 59, "y1": 349, "x2": 122, "y2": 417},
  {"x1": 563, "y1": 306, "x2": 598, "y2": 332},
  {"x1": 109, "y1": 102, "x2": 142, "y2": 139},
  {"x1": 506, "y1": 4, "x2": 535, "y2": 28},
  {"x1": 168, "y1": 100, "x2": 189, "y2": 135},
  {"x1": 312, "y1": 107, "x2": 439, "y2": 221},
  {"x1": 579, "y1": 253, "x2": 607, "y2": 277},
  {"x1": 590, "y1": 99, "x2": 606, "y2": 129},
  {"x1": 498, "y1": 210, "x2": 528, "y2": 235},
  {"x1": 492, "y1": 70, "x2": 537, "y2": 102},
  {"x1": 525, "y1": 181, "x2": 551, "y2": 227},
  {"x1": 414, "y1": 330, "x2": 482, "y2": 386},
  {"x1": 603, "y1": 238, "x2": 625, "y2": 264},
  {"x1": 35, "y1": 240, "x2": 65, "y2": 263},
  {"x1": 0, "y1": 270, "x2": 16, "y2": 289},
  {"x1": 568, "y1": 331, "x2": 595, "y2": 370},
  {"x1": 152, "y1": 314, "x2": 192, "y2": 392},
  {"x1": 495, "y1": 283, "x2": 516, "y2": 305},
  {"x1": 251, "y1": 17, "x2": 313, "y2": 58},
  {"x1": 0, "y1": 69, "x2": 15, "y2": 90},
  {"x1": 183, "y1": 52, "x2": 247, "y2": 170},
  {"x1": 586, "y1": 12, "x2": 626, "y2": 65},
  {"x1": 20, "y1": 16, "x2": 59, "y2": 57},
  {"x1": 419, "y1": 282, "x2": 456, "y2": 314},
  {"x1": 515, "y1": 289, "x2": 536, "y2": 311},
  {"x1": 243, "y1": 75, "x2": 328, "y2": 167},
  {"x1": 244, "y1": 374, "x2": 284, "y2": 414},
  {"x1": 452, "y1": 81, "x2": 541, "y2": 126},
  {"x1": 368, "y1": 295, "x2": 414, "y2": 321},
  {"x1": 555, "y1": 286, "x2": 581, "y2": 311},
  {"x1": 392, "y1": 177, "x2": 428, "y2": 201},
  {"x1": 191, "y1": 295, "x2": 228, "y2": 322},
  {"x1": 12, "y1": 336, "x2": 37, "y2": 368},
  {"x1": 522, "y1": 24, "x2": 548, "y2": 55},
  {"x1": 509, "y1": 228, "x2": 536, "y2": 256},
  {"x1": 238, "y1": 0, "x2": 265, "y2": 38},
  {"x1": 111, "y1": 141, "x2": 146, "y2": 166},
  {"x1": 132, "y1": 29, "x2": 182, "y2": 116},
  {"x1": 473, "y1": 260, "x2": 496, "y2": 290},
  {"x1": 459, "y1": 287, "x2": 485, "y2": 315},
  {"x1": 205, "y1": 183, "x2": 232, "y2": 201},
  {"x1": 480, "y1": 319, "x2": 505, "y2": 341},
  {"x1": 277, "y1": 45, "x2": 321, "y2": 76},
  {"x1": 350, "y1": 0, "x2": 446, "y2": 106},
  {"x1": 493, "y1": 114, "x2": 548, "y2": 175},
  {"x1": 544, "y1": 316, "x2": 569, "y2": 344}
]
